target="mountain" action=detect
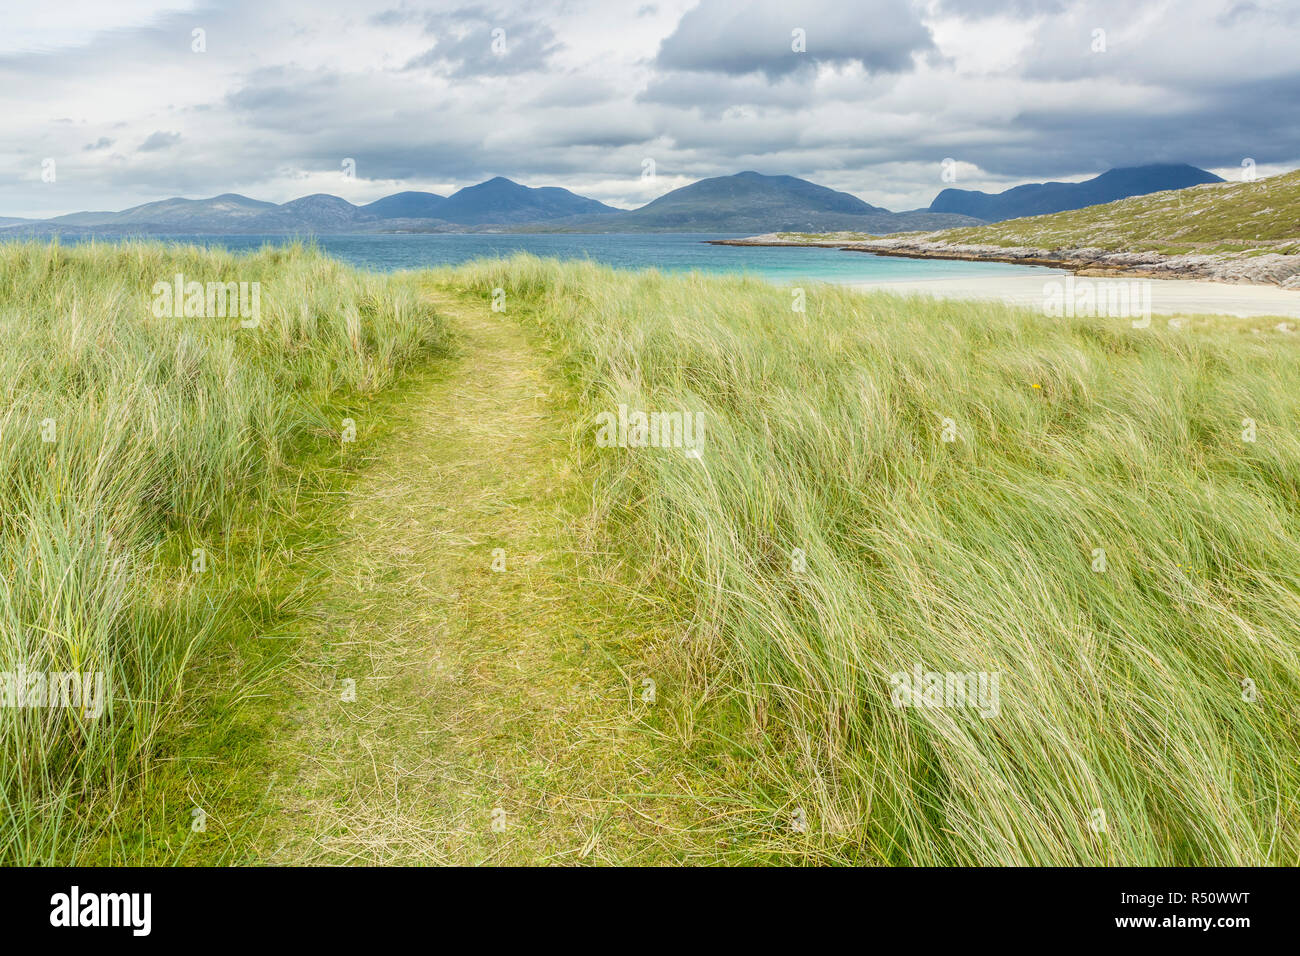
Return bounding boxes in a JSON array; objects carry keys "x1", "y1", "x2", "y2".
[
  {"x1": 362, "y1": 191, "x2": 448, "y2": 219},
  {"x1": 6, "y1": 166, "x2": 1223, "y2": 237},
  {"x1": 241, "y1": 194, "x2": 372, "y2": 231},
  {"x1": 49, "y1": 193, "x2": 277, "y2": 228},
  {"x1": 7, "y1": 178, "x2": 619, "y2": 234},
  {"x1": 929, "y1": 164, "x2": 1225, "y2": 222},
  {"x1": 436, "y1": 177, "x2": 618, "y2": 225},
  {"x1": 558, "y1": 171, "x2": 977, "y2": 233}
]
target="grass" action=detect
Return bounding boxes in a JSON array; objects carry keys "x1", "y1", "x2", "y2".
[
  {"x1": 255, "y1": 287, "x2": 749, "y2": 864},
  {"x1": 447, "y1": 255, "x2": 1300, "y2": 865},
  {"x1": 932, "y1": 170, "x2": 1300, "y2": 255},
  {"x1": 0, "y1": 240, "x2": 447, "y2": 864},
  {"x1": 5, "y1": 240, "x2": 1299, "y2": 866}
]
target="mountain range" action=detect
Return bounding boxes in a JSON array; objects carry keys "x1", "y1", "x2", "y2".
[
  {"x1": 928, "y1": 164, "x2": 1225, "y2": 222},
  {"x1": 35, "y1": 177, "x2": 619, "y2": 234},
  {"x1": 549, "y1": 171, "x2": 968, "y2": 233},
  {"x1": 2, "y1": 165, "x2": 1222, "y2": 236}
]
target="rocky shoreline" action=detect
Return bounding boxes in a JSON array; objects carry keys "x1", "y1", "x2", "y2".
[{"x1": 710, "y1": 233, "x2": 1300, "y2": 289}]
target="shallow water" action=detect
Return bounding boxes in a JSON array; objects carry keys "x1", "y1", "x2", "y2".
[{"x1": 64, "y1": 231, "x2": 1062, "y2": 283}]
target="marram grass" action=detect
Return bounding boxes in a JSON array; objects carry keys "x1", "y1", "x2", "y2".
[
  {"x1": 0, "y1": 240, "x2": 447, "y2": 864},
  {"x1": 4, "y1": 239, "x2": 1298, "y2": 866},
  {"x1": 445, "y1": 254, "x2": 1300, "y2": 865}
]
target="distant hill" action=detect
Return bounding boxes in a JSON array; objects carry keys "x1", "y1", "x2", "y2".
[
  {"x1": 49, "y1": 193, "x2": 277, "y2": 228},
  {"x1": 437, "y1": 177, "x2": 618, "y2": 225},
  {"x1": 934, "y1": 168, "x2": 1300, "y2": 256},
  {"x1": 558, "y1": 171, "x2": 977, "y2": 233},
  {"x1": 6, "y1": 177, "x2": 619, "y2": 235},
  {"x1": 929, "y1": 164, "x2": 1224, "y2": 222}
]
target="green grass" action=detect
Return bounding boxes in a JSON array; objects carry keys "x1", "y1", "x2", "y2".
[
  {"x1": 0, "y1": 240, "x2": 448, "y2": 864},
  {"x1": 255, "y1": 287, "x2": 755, "y2": 864},
  {"x1": 6, "y1": 240, "x2": 1300, "y2": 866},
  {"x1": 936, "y1": 169, "x2": 1300, "y2": 254},
  {"x1": 446, "y1": 255, "x2": 1300, "y2": 865}
]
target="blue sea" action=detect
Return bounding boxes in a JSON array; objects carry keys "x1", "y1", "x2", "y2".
[{"x1": 64, "y1": 232, "x2": 1058, "y2": 284}]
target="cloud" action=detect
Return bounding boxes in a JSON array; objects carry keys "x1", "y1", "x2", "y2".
[
  {"x1": 138, "y1": 130, "x2": 181, "y2": 151},
  {"x1": 934, "y1": 0, "x2": 1069, "y2": 17},
  {"x1": 0, "y1": 0, "x2": 1296, "y2": 218},
  {"x1": 401, "y1": 6, "x2": 562, "y2": 76},
  {"x1": 655, "y1": 0, "x2": 934, "y2": 78}
]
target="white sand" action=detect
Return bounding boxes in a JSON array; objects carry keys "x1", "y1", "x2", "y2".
[{"x1": 850, "y1": 274, "x2": 1300, "y2": 319}]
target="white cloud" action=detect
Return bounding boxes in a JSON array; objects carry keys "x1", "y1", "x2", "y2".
[
  {"x1": 0, "y1": 1, "x2": 199, "y2": 54},
  {"x1": 0, "y1": 0, "x2": 1295, "y2": 218}
]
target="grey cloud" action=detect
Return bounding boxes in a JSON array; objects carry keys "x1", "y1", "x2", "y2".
[
  {"x1": 401, "y1": 6, "x2": 561, "y2": 76},
  {"x1": 934, "y1": 0, "x2": 1070, "y2": 17},
  {"x1": 655, "y1": 0, "x2": 933, "y2": 78},
  {"x1": 1217, "y1": 1, "x2": 1300, "y2": 26},
  {"x1": 527, "y1": 115, "x2": 658, "y2": 149},
  {"x1": 138, "y1": 131, "x2": 181, "y2": 152},
  {"x1": 638, "y1": 71, "x2": 848, "y2": 113},
  {"x1": 526, "y1": 76, "x2": 620, "y2": 108},
  {"x1": 369, "y1": 6, "x2": 425, "y2": 27}
]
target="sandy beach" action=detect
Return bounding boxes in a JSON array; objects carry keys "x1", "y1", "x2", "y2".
[{"x1": 850, "y1": 273, "x2": 1300, "y2": 318}]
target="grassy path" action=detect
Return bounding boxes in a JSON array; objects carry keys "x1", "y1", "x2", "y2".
[{"x1": 255, "y1": 286, "x2": 714, "y2": 864}]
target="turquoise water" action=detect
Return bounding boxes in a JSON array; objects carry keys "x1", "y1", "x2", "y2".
[{"x1": 68, "y1": 232, "x2": 1058, "y2": 283}]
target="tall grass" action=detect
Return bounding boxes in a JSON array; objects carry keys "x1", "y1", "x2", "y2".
[
  {"x1": 448, "y1": 255, "x2": 1300, "y2": 865},
  {"x1": 0, "y1": 240, "x2": 447, "y2": 863}
]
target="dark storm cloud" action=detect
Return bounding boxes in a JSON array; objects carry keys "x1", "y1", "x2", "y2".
[{"x1": 655, "y1": 0, "x2": 934, "y2": 78}]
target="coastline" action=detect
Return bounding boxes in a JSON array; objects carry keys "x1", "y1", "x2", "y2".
[
  {"x1": 847, "y1": 274, "x2": 1300, "y2": 319},
  {"x1": 710, "y1": 233, "x2": 1300, "y2": 289}
]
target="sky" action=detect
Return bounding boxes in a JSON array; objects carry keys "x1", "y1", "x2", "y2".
[{"x1": 2, "y1": 0, "x2": 1297, "y2": 218}]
